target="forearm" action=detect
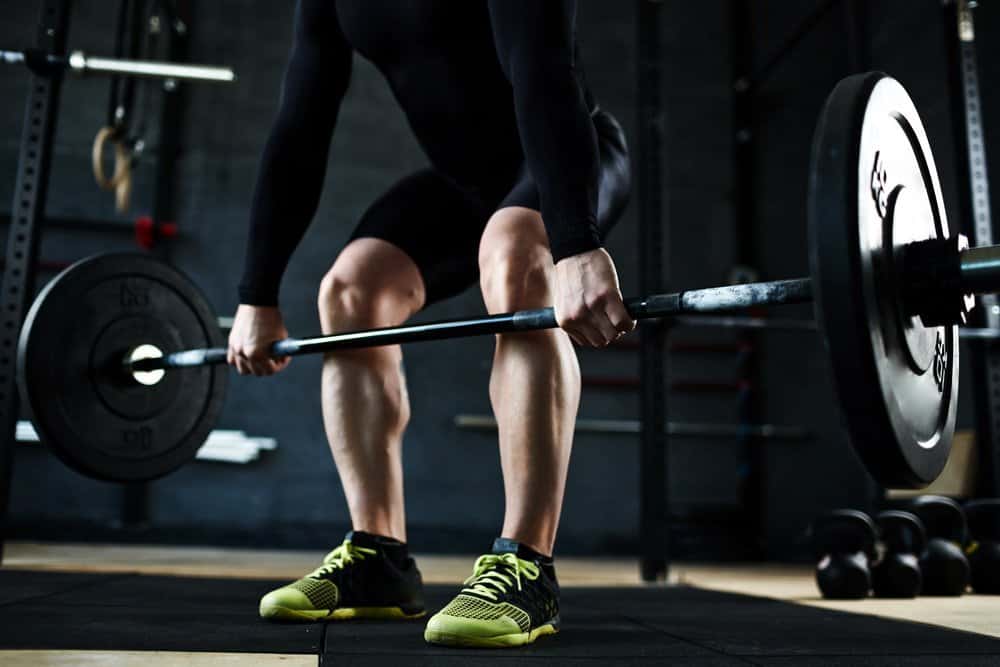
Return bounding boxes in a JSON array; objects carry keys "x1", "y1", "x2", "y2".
[
  {"x1": 238, "y1": 111, "x2": 334, "y2": 305},
  {"x1": 510, "y1": 57, "x2": 601, "y2": 261},
  {"x1": 238, "y1": 0, "x2": 351, "y2": 305}
]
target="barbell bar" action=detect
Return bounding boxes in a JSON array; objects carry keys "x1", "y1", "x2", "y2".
[
  {"x1": 669, "y1": 314, "x2": 1000, "y2": 337},
  {"x1": 129, "y1": 278, "x2": 813, "y2": 373}
]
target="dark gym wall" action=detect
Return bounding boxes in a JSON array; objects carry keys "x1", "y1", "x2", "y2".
[{"x1": 2, "y1": 1, "x2": 998, "y2": 559}]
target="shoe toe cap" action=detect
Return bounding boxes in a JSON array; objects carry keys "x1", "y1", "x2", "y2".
[
  {"x1": 425, "y1": 610, "x2": 523, "y2": 638},
  {"x1": 259, "y1": 587, "x2": 313, "y2": 616}
]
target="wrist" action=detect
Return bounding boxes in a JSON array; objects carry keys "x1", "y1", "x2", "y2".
[
  {"x1": 237, "y1": 285, "x2": 279, "y2": 307},
  {"x1": 549, "y1": 231, "x2": 602, "y2": 264},
  {"x1": 238, "y1": 303, "x2": 281, "y2": 313},
  {"x1": 555, "y1": 246, "x2": 608, "y2": 268}
]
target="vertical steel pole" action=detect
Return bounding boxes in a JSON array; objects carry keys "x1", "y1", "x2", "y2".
[
  {"x1": 0, "y1": 0, "x2": 72, "y2": 563},
  {"x1": 944, "y1": 0, "x2": 1000, "y2": 495},
  {"x1": 121, "y1": 0, "x2": 194, "y2": 531},
  {"x1": 637, "y1": 0, "x2": 669, "y2": 581},
  {"x1": 729, "y1": 0, "x2": 762, "y2": 556}
]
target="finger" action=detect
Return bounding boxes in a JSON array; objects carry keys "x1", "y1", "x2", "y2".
[
  {"x1": 234, "y1": 355, "x2": 250, "y2": 376},
  {"x1": 587, "y1": 306, "x2": 620, "y2": 347},
  {"x1": 573, "y1": 320, "x2": 608, "y2": 348},
  {"x1": 566, "y1": 330, "x2": 587, "y2": 347},
  {"x1": 258, "y1": 353, "x2": 284, "y2": 376},
  {"x1": 558, "y1": 319, "x2": 587, "y2": 347},
  {"x1": 249, "y1": 356, "x2": 272, "y2": 377},
  {"x1": 605, "y1": 297, "x2": 636, "y2": 333}
]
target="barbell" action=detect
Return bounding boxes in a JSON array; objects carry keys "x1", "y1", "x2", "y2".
[{"x1": 13, "y1": 72, "x2": 998, "y2": 486}]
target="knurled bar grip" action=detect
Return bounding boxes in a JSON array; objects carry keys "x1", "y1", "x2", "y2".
[{"x1": 131, "y1": 278, "x2": 813, "y2": 372}]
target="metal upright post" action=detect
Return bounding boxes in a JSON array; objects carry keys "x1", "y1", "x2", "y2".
[
  {"x1": 729, "y1": 0, "x2": 766, "y2": 557},
  {"x1": 152, "y1": 0, "x2": 190, "y2": 262},
  {"x1": 637, "y1": 0, "x2": 669, "y2": 582},
  {"x1": 0, "y1": 0, "x2": 72, "y2": 564},
  {"x1": 122, "y1": 0, "x2": 194, "y2": 531},
  {"x1": 944, "y1": 0, "x2": 1000, "y2": 495}
]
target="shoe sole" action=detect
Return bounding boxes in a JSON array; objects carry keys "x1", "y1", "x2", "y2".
[
  {"x1": 424, "y1": 623, "x2": 558, "y2": 648},
  {"x1": 261, "y1": 605, "x2": 426, "y2": 622}
]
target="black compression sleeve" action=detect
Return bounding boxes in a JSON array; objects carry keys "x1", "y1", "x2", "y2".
[
  {"x1": 238, "y1": 0, "x2": 352, "y2": 306},
  {"x1": 488, "y1": 0, "x2": 602, "y2": 262}
]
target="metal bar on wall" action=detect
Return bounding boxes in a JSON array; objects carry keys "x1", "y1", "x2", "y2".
[
  {"x1": 637, "y1": 0, "x2": 669, "y2": 582},
  {"x1": 944, "y1": 0, "x2": 1000, "y2": 495},
  {"x1": 0, "y1": 0, "x2": 72, "y2": 564}
]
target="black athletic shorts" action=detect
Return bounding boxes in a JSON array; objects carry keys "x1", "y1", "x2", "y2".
[{"x1": 347, "y1": 109, "x2": 631, "y2": 306}]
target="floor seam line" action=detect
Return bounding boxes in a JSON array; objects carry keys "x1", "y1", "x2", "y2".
[
  {"x1": 619, "y1": 613, "x2": 759, "y2": 665},
  {"x1": 0, "y1": 572, "x2": 137, "y2": 609},
  {"x1": 317, "y1": 618, "x2": 329, "y2": 664}
]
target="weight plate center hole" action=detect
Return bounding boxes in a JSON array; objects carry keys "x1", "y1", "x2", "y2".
[{"x1": 127, "y1": 343, "x2": 165, "y2": 386}]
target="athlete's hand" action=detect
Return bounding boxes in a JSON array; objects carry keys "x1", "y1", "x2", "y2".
[
  {"x1": 554, "y1": 248, "x2": 634, "y2": 347},
  {"x1": 227, "y1": 304, "x2": 292, "y2": 376}
]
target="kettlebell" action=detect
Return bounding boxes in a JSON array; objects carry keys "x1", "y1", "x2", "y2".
[
  {"x1": 908, "y1": 495, "x2": 970, "y2": 596},
  {"x1": 811, "y1": 509, "x2": 877, "y2": 599},
  {"x1": 872, "y1": 510, "x2": 924, "y2": 598}
]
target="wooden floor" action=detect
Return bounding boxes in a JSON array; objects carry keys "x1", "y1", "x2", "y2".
[{"x1": 2, "y1": 541, "x2": 998, "y2": 665}]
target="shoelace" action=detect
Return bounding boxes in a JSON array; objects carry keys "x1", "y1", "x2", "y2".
[
  {"x1": 460, "y1": 552, "x2": 540, "y2": 601},
  {"x1": 309, "y1": 541, "x2": 377, "y2": 578}
]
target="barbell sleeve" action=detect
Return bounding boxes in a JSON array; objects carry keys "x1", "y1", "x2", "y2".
[
  {"x1": 959, "y1": 244, "x2": 1000, "y2": 295},
  {"x1": 129, "y1": 277, "x2": 814, "y2": 373}
]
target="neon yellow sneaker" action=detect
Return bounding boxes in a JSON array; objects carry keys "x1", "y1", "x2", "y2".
[
  {"x1": 259, "y1": 531, "x2": 425, "y2": 622},
  {"x1": 424, "y1": 538, "x2": 560, "y2": 647}
]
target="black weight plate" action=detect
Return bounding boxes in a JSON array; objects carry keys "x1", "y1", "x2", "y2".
[
  {"x1": 809, "y1": 72, "x2": 956, "y2": 488},
  {"x1": 17, "y1": 253, "x2": 227, "y2": 482}
]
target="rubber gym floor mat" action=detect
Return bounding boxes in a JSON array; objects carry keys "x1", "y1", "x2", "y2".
[{"x1": 0, "y1": 571, "x2": 998, "y2": 665}]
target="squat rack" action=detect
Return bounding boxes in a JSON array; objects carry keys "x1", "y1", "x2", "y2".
[
  {"x1": 0, "y1": 0, "x2": 234, "y2": 562},
  {"x1": 0, "y1": 0, "x2": 70, "y2": 563}
]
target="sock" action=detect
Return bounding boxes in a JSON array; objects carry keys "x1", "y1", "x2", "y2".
[
  {"x1": 492, "y1": 537, "x2": 558, "y2": 583},
  {"x1": 346, "y1": 530, "x2": 411, "y2": 568}
]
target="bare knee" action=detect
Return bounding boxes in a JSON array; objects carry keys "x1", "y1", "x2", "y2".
[
  {"x1": 479, "y1": 209, "x2": 555, "y2": 313},
  {"x1": 318, "y1": 239, "x2": 425, "y2": 333},
  {"x1": 318, "y1": 272, "x2": 398, "y2": 331}
]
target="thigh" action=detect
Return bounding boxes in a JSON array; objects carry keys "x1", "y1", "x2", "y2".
[{"x1": 350, "y1": 169, "x2": 491, "y2": 306}]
